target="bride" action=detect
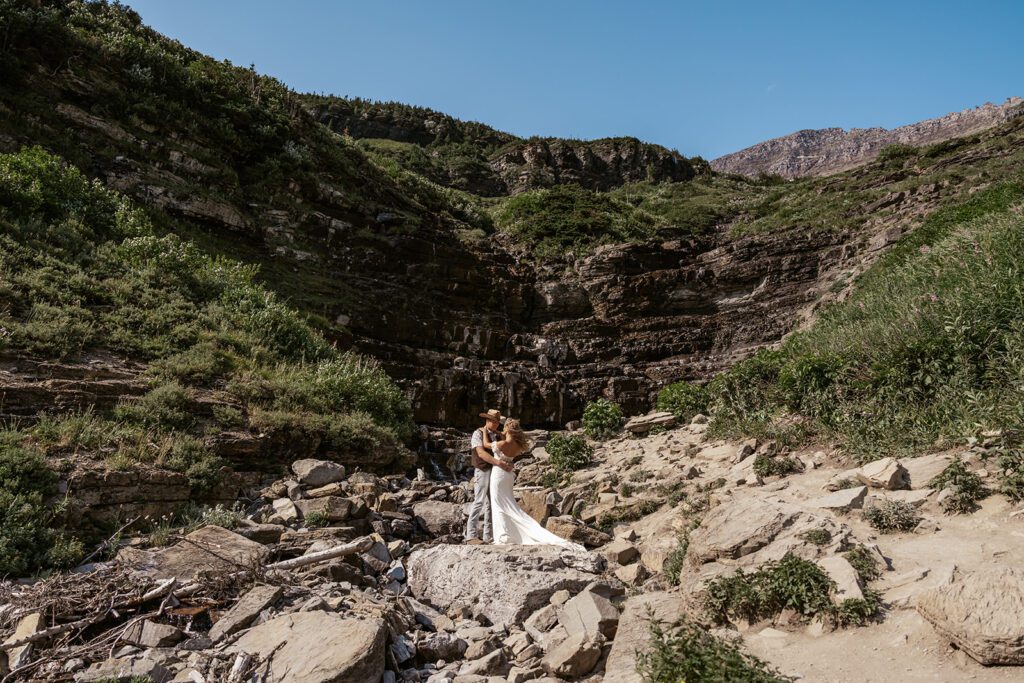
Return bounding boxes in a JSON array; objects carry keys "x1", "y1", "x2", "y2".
[{"x1": 483, "y1": 419, "x2": 584, "y2": 549}]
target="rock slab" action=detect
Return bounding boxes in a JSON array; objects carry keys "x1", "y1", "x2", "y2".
[
  {"x1": 917, "y1": 567, "x2": 1024, "y2": 665},
  {"x1": 230, "y1": 611, "x2": 386, "y2": 683},
  {"x1": 604, "y1": 592, "x2": 685, "y2": 683},
  {"x1": 407, "y1": 544, "x2": 606, "y2": 627}
]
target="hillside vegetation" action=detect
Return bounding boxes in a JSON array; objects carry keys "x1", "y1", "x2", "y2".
[{"x1": 0, "y1": 146, "x2": 413, "y2": 574}]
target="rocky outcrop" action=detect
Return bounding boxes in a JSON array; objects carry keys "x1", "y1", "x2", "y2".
[
  {"x1": 712, "y1": 97, "x2": 1024, "y2": 178},
  {"x1": 917, "y1": 567, "x2": 1024, "y2": 665},
  {"x1": 604, "y1": 592, "x2": 686, "y2": 683},
  {"x1": 406, "y1": 544, "x2": 609, "y2": 627},
  {"x1": 229, "y1": 612, "x2": 387, "y2": 683}
]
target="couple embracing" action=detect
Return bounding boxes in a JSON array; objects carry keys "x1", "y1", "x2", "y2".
[{"x1": 464, "y1": 409, "x2": 581, "y2": 549}]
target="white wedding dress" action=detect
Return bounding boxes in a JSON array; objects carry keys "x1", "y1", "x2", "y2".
[{"x1": 489, "y1": 442, "x2": 584, "y2": 549}]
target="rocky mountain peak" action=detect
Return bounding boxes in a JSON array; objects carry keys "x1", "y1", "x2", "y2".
[{"x1": 712, "y1": 96, "x2": 1024, "y2": 178}]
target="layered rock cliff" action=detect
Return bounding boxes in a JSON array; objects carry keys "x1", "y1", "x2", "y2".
[{"x1": 712, "y1": 96, "x2": 1024, "y2": 178}]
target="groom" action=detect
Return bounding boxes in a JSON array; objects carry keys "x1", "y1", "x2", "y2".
[{"x1": 465, "y1": 408, "x2": 512, "y2": 545}]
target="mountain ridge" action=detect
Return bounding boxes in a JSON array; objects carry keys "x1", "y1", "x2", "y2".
[{"x1": 712, "y1": 96, "x2": 1024, "y2": 178}]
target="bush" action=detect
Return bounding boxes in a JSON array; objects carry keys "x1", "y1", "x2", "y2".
[
  {"x1": 638, "y1": 618, "x2": 792, "y2": 683},
  {"x1": 657, "y1": 381, "x2": 709, "y2": 422},
  {"x1": 547, "y1": 433, "x2": 593, "y2": 472},
  {"x1": 582, "y1": 399, "x2": 624, "y2": 440},
  {"x1": 752, "y1": 455, "x2": 802, "y2": 478},
  {"x1": 844, "y1": 545, "x2": 882, "y2": 582},
  {"x1": 928, "y1": 459, "x2": 989, "y2": 513},
  {"x1": 663, "y1": 536, "x2": 690, "y2": 586},
  {"x1": 799, "y1": 528, "x2": 832, "y2": 546},
  {"x1": 876, "y1": 143, "x2": 918, "y2": 162},
  {"x1": 0, "y1": 442, "x2": 83, "y2": 576},
  {"x1": 114, "y1": 382, "x2": 196, "y2": 430},
  {"x1": 704, "y1": 554, "x2": 834, "y2": 624},
  {"x1": 861, "y1": 500, "x2": 920, "y2": 533}
]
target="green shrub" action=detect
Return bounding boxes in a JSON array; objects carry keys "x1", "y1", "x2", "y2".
[
  {"x1": 843, "y1": 545, "x2": 882, "y2": 582},
  {"x1": 582, "y1": 399, "x2": 624, "y2": 440},
  {"x1": 993, "y1": 448, "x2": 1024, "y2": 501},
  {"x1": 0, "y1": 442, "x2": 83, "y2": 576},
  {"x1": 704, "y1": 554, "x2": 834, "y2": 624},
  {"x1": 547, "y1": 433, "x2": 593, "y2": 472},
  {"x1": 861, "y1": 500, "x2": 920, "y2": 533},
  {"x1": 303, "y1": 510, "x2": 330, "y2": 528},
  {"x1": 638, "y1": 618, "x2": 792, "y2": 683},
  {"x1": 114, "y1": 382, "x2": 196, "y2": 430},
  {"x1": 752, "y1": 455, "x2": 802, "y2": 478},
  {"x1": 663, "y1": 536, "x2": 690, "y2": 586},
  {"x1": 799, "y1": 528, "x2": 832, "y2": 546},
  {"x1": 833, "y1": 591, "x2": 882, "y2": 627},
  {"x1": 876, "y1": 143, "x2": 918, "y2": 162},
  {"x1": 929, "y1": 459, "x2": 989, "y2": 513},
  {"x1": 656, "y1": 381, "x2": 710, "y2": 422}
]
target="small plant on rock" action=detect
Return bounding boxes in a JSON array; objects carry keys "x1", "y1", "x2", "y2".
[
  {"x1": 638, "y1": 617, "x2": 793, "y2": 683},
  {"x1": 582, "y1": 399, "x2": 624, "y2": 440},
  {"x1": 799, "y1": 528, "x2": 832, "y2": 546},
  {"x1": 861, "y1": 500, "x2": 920, "y2": 533},
  {"x1": 704, "y1": 554, "x2": 835, "y2": 624},
  {"x1": 752, "y1": 454, "x2": 802, "y2": 478},
  {"x1": 843, "y1": 545, "x2": 882, "y2": 582},
  {"x1": 547, "y1": 433, "x2": 593, "y2": 472},
  {"x1": 662, "y1": 534, "x2": 690, "y2": 587},
  {"x1": 303, "y1": 510, "x2": 330, "y2": 528},
  {"x1": 928, "y1": 459, "x2": 989, "y2": 514}
]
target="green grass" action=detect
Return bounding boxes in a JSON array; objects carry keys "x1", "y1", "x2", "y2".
[{"x1": 707, "y1": 179, "x2": 1024, "y2": 457}]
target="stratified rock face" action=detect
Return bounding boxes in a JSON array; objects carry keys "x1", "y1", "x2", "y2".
[
  {"x1": 229, "y1": 612, "x2": 387, "y2": 683},
  {"x1": 712, "y1": 97, "x2": 1024, "y2": 178},
  {"x1": 406, "y1": 544, "x2": 607, "y2": 627},
  {"x1": 488, "y1": 137, "x2": 699, "y2": 194},
  {"x1": 917, "y1": 567, "x2": 1024, "y2": 665}
]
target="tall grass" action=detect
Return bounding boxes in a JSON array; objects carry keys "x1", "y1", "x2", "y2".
[{"x1": 708, "y1": 180, "x2": 1024, "y2": 456}]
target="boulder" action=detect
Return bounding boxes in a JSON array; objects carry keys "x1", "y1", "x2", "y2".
[
  {"x1": 856, "y1": 457, "x2": 909, "y2": 490},
  {"x1": 291, "y1": 459, "x2": 346, "y2": 488},
  {"x1": 544, "y1": 516, "x2": 611, "y2": 547},
  {"x1": 271, "y1": 497, "x2": 300, "y2": 523},
  {"x1": 3, "y1": 613, "x2": 43, "y2": 671},
  {"x1": 306, "y1": 482, "x2": 345, "y2": 498},
  {"x1": 209, "y1": 584, "x2": 283, "y2": 642},
  {"x1": 540, "y1": 632, "x2": 603, "y2": 678},
  {"x1": 230, "y1": 611, "x2": 386, "y2": 683},
  {"x1": 733, "y1": 438, "x2": 757, "y2": 464},
  {"x1": 413, "y1": 500, "x2": 465, "y2": 536},
  {"x1": 295, "y1": 496, "x2": 352, "y2": 522},
  {"x1": 74, "y1": 657, "x2": 172, "y2": 683},
  {"x1": 817, "y1": 556, "x2": 864, "y2": 603},
  {"x1": 603, "y1": 538, "x2": 639, "y2": 565},
  {"x1": 118, "y1": 525, "x2": 270, "y2": 580},
  {"x1": 604, "y1": 592, "x2": 685, "y2": 683},
  {"x1": 458, "y1": 647, "x2": 508, "y2": 677},
  {"x1": 917, "y1": 567, "x2": 1024, "y2": 665},
  {"x1": 558, "y1": 590, "x2": 619, "y2": 639},
  {"x1": 407, "y1": 545, "x2": 607, "y2": 628},
  {"x1": 418, "y1": 632, "x2": 468, "y2": 661},
  {"x1": 808, "y1": 486, "x2": 868, "y2": 512},
  {"x1": 614, "y1": 563, "x2": 649, "y2": 585},
  {"x1": 121, "y1": 619, "x2": 183, "y2": 648},
  {"x1": 624, "y1": 412, "x2": 675, "y2": 434},
  {"x1": 902, "y1": 453, "x2": 954, "y2": 489},
  {"x1": 519, "y1": 489, "x2": 551, "y2": 524},
  {"x1": 686, "y1": 496, "x2": 851, "y2": 571}
]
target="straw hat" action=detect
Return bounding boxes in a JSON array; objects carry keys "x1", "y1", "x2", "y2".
[{"x1": 478, "y1": 408, "x2": 505, "y2": 422}]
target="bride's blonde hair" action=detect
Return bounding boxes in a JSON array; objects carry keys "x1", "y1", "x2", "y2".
[{"x1": 504, "y1": 419, "x2": 531, "y2": 450}]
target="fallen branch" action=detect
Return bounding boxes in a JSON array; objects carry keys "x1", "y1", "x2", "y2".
[{"x1": 264, "y1": 536, "x2": 373, "y2": 571}]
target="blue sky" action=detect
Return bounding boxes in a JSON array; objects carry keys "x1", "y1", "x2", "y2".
[{"x1": 122, "y1": 0, "x2": 1022, "y2": 159}]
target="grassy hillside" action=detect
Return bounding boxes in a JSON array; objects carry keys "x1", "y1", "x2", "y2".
[
  {"x1": 0, "y1": 146, "x2": 413, "y2": 575},
  {"x1": 678, "y1": 178, "x2": 1024, "y2": 457}
]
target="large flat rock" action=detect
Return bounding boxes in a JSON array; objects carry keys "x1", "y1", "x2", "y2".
[
  {"x1": 917, "y1": 567, "x2": 1024, "y2": 665},
  {"x1": 118, "y1": 525, "x2": 270, "y2": 580},
  {"x1": 407, "y1": 544, "x2": 607, "y2": 627},
  {"x1": 604, "y1": 592, "x2": 686, "y2": 683},
  {"x1": 230, "y1": 611, "x2": 386, "y2": 683}
]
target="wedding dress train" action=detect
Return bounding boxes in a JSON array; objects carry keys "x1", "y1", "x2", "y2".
[{"x1": 489, "y1": 443, "x2": 584, "y2": 549}]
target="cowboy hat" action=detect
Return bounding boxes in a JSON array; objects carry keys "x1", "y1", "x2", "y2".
[{"x1": 478, "y1": 408, "x2": 505, "y2": 422}]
